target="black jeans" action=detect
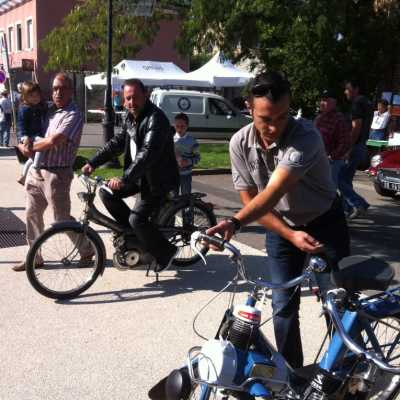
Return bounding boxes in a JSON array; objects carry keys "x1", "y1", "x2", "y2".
[
  {"x1": 99, "y1": 183, "x2": 177, "y2": 266},
  {"x1": 265, "y1": 197, "x2": 350, "y2": 368}
]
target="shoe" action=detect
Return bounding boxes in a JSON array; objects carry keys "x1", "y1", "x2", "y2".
[
  {"x1": 154, "y1": 247, "x2": 179, "y2": 272},
  {"x1": 12, "y1": 261, "x2": 44, "y2": 272},
  {"x1": 79, "y1": 253, "x2": 95, "y2": 268},
  {"x1": 17, "y1": 175, "x2": 26, "y2": 186},
  {"x1": 347, "y1": 205, "x2": 369, "y2": 220}
]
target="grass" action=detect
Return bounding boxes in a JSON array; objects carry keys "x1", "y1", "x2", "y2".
[{"x1": 74, "y1": 143, "x2": 230, "y2": 179}]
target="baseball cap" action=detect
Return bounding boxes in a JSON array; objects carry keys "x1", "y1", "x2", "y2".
[{"x1": 320, "y1": 89, "x2": 337, "y2": 99}]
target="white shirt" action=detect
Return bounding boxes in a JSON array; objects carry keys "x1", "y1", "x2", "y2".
[{"x1": 371, "y1": 110, "x2": 390, "y2": 130}]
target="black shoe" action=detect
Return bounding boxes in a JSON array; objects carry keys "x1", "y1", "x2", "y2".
[{"x1": 14, "y1": 146, "x2": 28, "y2": 164}]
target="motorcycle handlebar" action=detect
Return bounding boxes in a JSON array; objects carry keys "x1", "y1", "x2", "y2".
[
  {"x1": 325, "y1": 290, "x2": 400, "y2": 374},
  {"x1": 190, "y1": 232, "x2": 322, "y2": 291}
]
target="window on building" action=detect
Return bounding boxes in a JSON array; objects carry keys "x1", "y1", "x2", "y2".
[
  {"x1": 7, "y1": 26, "x2": 13, "y2": 52},
  {"x1": 26, "y1": 19, "x2": 33, "y2": 49},
  {"x1": 16, "y1": 23, "x2": 22, "y2": 51}
]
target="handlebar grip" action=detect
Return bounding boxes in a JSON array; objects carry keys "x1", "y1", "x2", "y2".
[{"x1": 198, "y1": 232, "x2": 226, "y2": 249}]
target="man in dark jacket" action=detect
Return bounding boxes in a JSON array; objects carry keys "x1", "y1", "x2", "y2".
[{"x1": 82, "y1": 79, "x2": 179, "y2": 270}]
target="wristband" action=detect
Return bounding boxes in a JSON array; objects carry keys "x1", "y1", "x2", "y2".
[{"x1": 227, "y1": 216, "x2": 242, "y2": 233}]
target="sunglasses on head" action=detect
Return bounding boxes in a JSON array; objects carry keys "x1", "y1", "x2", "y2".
[{"x1": 250, "y1": 82, "x2": 291, "y2": 99}]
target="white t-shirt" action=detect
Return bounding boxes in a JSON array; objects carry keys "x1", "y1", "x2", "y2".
[{"x1": 371, "y1": 110, "x2": 390, "y2": 130}]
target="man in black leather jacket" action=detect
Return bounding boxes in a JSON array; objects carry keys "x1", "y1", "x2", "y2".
[{"x1": 82, "y1": 79, "x2": 179, "y2": 270}]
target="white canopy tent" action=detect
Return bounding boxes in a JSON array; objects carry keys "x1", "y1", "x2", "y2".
[
  {"x1": 182, "y1": 52, "x2": 254, "y2": 87},
  {"x1": 84, "y1": 54, "x2": 254, "y2": 90},
  {"x1": 84, "y1": 59, "x2": 209, "y2": 89}
]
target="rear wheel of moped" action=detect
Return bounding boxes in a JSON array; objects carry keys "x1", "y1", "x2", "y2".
[
  {"x1": 159, "y1": 200, "x2": 217, "y2": 267},
  {"x1": 26, "y1": 225, "x2": 105, "y2": 300}
]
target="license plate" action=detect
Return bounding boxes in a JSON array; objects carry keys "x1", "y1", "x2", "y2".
[{"x1": 383, "y1": 181, "x2": 400, "y2": 191}]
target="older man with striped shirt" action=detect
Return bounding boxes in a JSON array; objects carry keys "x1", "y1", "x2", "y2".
[{"x1": 13, "y1": 73, "x2": 92, "y2": 271}]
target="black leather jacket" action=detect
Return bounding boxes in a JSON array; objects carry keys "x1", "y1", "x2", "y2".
[{"x1": 89, "y1": 100, "x2": 179, "y2": 196}]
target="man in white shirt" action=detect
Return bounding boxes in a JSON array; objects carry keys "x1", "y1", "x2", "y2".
[
  {"x1": 0, "y1": 90, "x2": 12, "y2": 147},
  {"x1": 369, "y1": 99, "x2": 390, "y2": 140}
]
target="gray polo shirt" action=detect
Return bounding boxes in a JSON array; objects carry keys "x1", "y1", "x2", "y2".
[{"x1": 230, "y1": 118, "x2": 336, "y2": 227}]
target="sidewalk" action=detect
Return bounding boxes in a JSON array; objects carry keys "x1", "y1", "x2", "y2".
[{"x1": 0, "y1": 148, "x2": 325, "y2": 400}]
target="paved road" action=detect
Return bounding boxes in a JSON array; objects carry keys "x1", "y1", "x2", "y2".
[{"x1": 0, "y1": 147, "x2": 399, "y2": 399}]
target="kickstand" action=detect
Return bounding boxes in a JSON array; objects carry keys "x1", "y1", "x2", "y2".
[{"x1": 146, "y1": 264, "x2": 150, "y2": 277}]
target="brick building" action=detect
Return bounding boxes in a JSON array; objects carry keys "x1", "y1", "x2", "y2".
[{"x1": 0, "y1": 0, "x2": 188, "y2": 101}]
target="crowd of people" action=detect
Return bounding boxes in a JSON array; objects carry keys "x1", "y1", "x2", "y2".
[{"x1": 3, "y1": 71, "x2": 388, "y2": 370}]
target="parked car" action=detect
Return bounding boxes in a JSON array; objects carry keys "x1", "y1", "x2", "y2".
[
  {"x1": 369, "y1": 149, "x2": 400, "y2": 198},
  {"x1": 150, "y1": 89, "x2": 251, "y2": 139}
]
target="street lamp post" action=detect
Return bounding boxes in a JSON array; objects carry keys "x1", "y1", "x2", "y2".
[{"x1": 102, "y1": 0, "x2": 120, "y2": 167}]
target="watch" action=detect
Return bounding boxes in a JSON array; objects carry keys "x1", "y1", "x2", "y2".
[{"x1": 227, "y1": 216, "x2": 241, "y2": 233}]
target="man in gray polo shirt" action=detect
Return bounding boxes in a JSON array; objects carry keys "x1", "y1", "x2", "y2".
[{"x1": 207, "y1": 72, "x2": 349, "y2": 368}]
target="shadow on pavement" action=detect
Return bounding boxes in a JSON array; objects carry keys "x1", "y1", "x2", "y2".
[
  {"x1": 348, "y1": 200, "x2": 400, "y2": 265},
  {"x1": 56, "y1": 252, "x2": 325, "y2": 306}
]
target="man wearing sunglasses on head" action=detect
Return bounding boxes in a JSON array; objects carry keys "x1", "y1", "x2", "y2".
[{"x1": 207, "y1": 72, "x2": 349, "y2": 369}]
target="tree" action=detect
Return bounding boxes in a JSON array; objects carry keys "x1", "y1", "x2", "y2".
[
  {"x1": 177, "y1": 0, "x2": 400, "y2": 116},
  {"x1": 40, "y1": 0, "x2": 169, "y2": 72}
]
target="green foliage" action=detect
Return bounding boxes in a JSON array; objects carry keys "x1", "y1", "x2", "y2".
[
  {"x1": 40, "y1": 0, "x2": 168, "y2": 72},
  {"x1": 74, "y1": 143, "x2": 230, "y2": 178},
  {"x1": 177, "y1": 0, "x2": 400, "y2": 116}
]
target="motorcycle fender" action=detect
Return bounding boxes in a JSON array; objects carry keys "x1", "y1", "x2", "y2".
[{"x1": 50, "y1": 221, "x2": 107, "y2": 275}]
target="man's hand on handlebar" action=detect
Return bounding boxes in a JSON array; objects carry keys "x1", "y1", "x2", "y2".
[
  {"x1": 289, "y1": 230, "x2": 324, "y2": 254},
  {"x1": 81, "y1": 163, "x2": 95, "y2": 176},
  {"x1": 107, "y1": 178, "x2": 123, "y2": 191},
  {"x1": 206, "y1": 219, "x2": 235, "y2": 250}
]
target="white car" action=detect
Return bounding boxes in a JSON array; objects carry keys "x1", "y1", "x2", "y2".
[{"x1": 150, "y1": 89, "x2": 251, "y2": 139}]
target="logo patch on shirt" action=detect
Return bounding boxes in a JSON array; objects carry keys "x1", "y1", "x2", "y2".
[{"x1": 288, "y1": 150, "x2": 303, "y2": 164}]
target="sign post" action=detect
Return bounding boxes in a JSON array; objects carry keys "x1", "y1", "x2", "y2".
[{"x1": 0, "y1": 33, "x2": 17, "y2": 145}]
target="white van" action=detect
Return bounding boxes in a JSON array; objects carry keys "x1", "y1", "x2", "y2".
[{"x1": 150, "y1": 89, "x2": 251, "y2": 139}]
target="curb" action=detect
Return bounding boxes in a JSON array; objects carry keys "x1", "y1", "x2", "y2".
[{"x1": 192, "y1": 168, "x2": 231, "y2": 176}]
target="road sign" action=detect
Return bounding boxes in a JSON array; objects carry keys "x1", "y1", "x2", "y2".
[{"x1": 0, "y1": 70, "x2": 6, "y2": 84}]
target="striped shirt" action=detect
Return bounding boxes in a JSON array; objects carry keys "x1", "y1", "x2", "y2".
[{"x1": 40, "y1": 102, "x2": 83, "y2": 168}]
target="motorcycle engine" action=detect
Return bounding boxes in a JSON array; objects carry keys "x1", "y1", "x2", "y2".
[{"x1": 112, "y1": 233, "x2": 146, "y2": 270}]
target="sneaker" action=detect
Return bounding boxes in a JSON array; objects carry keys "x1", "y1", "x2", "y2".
[
  {"x1": 79, "y1": 253, "x2": 95, "y2": 268},
  {"x1": 347, "y1": 205, "x2": 369, "y2": 220},
  {"x1": 12, "y1": 261, "x2": 44, "y2": 272}
]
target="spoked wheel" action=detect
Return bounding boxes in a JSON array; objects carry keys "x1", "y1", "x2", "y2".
[
  {"x1": 26, "y1": 225, "x2": 105, "y2": 300},
  {"x1": 159, "y1": 200, "x2": 217, "y2": 267},
  {"x1": 361, "y1": 316, "x2": 400, "y2": 399}
]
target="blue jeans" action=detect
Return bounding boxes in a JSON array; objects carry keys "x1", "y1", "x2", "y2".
[
  {"x1": 0, "y1": 115, "x2": 12, "y2": 146},
  {"x1": 265, "y1": 197, "x2": 350, "y2": 368},
  {"x1": 179, "y1": 174, "x2": 192, "y2": 195},
  {"x1": 369, "y1": 129, "x2": 386, "y2": 141},
  {"x1": 330, "y1": 159, "x2": 345, "y2": 189},
  {"x1": 338, "y1": 143, "x2": 369, "y2": 210}
]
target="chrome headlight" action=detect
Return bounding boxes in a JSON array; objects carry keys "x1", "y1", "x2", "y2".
[{"x1": 370, "y1": 154, "x2": 383, "y2": 168}]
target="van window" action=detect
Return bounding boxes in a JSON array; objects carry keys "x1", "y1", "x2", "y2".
[
  {"x1": 209, "y1": 98, "x2": 234, "y2": 116},
  {"x1": 161, "y1": 95, "x2": 204, "y2": 114}
]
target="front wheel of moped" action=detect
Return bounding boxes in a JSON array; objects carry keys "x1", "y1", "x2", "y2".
[{"x1": 26, "y1": 224, "x2": 105, "y2": 300}]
